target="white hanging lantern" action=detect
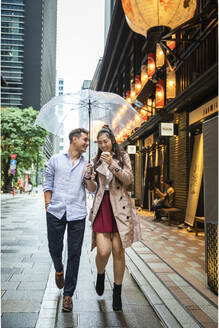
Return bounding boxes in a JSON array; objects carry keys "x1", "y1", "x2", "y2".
[
  {"x1": 122, "y1": 0, "x2": 197, "y2": 37},
  {"x1": 166, "y1": 68, "x2": 176, "y2": 99},
  {"x1": 156, "y1": 43, "x2": 165, "y2": 67}
]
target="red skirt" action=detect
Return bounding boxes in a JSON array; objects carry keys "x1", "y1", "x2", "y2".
[{"x1": 93, "y1": 191, "x2": 118, "y2": 233}]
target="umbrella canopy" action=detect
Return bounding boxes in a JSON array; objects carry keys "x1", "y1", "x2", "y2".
[{"x1": 35, "y1": 89, "x2": 143, "y2": 160}]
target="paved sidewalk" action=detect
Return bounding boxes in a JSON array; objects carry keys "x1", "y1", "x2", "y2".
[
  {"x1": 125, "y1": 210, "x2": 218, "y2": 328},
  {"x1": 2, "y1": 193, "x2": 218, "y2": 327}
]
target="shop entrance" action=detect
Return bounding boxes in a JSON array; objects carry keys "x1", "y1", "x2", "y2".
[{"x1": 143, "y1": 166, "x2": 160, "y2": 211}]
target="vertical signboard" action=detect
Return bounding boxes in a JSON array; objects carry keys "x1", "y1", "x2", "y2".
[
  {"x1": 185, "y1": 134, "x2": 203, "y2": 226},
  {"x1": 10, "y1": 154, "x2": 17, "y2": 175}
]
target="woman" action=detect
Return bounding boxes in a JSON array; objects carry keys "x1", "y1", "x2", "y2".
[{"x1": 87, "y1": 125, "x2": 141, "y2": 311}]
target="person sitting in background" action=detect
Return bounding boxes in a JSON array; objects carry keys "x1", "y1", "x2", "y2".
[{"x1": 152, "y1": 180, "x2": 174, "y2": 222}]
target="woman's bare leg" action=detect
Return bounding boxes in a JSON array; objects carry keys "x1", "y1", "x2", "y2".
[
  {"x1": 95, "y1": 232, "x2": 112, "y2": 274},
  {"x1": 112, "y1": 233, "x2": 125, "y2": 285}
]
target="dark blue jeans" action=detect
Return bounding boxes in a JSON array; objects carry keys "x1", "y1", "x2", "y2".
[
  {"x1": 46, "y1": 212, "x2": 85, "y2": 296},
  {"x1": 151, "y1": 204, "x2": 163, "y2": 220}
]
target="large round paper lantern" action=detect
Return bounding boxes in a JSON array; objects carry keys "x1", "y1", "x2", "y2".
[{"x1": 122, "y1": 0, "x2": 197, "y2": 37}]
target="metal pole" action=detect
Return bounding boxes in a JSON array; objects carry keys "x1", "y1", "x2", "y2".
[
  {"x1": 36, "y1": 151, "x2": 39, "y2": 187},
  {"x1": 88, "y1": 99, "x2": 91, "y2": 162}
]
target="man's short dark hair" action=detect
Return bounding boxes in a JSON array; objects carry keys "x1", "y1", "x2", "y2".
[
  {"x1": 164, "y1": 179, "x2": 173, "y2": 186},
  {"x1": 69, "y1": 128, "x2": 89, "y2": 144}
]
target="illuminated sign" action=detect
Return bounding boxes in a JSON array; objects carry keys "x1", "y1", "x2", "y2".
[
  {"x1": 127, "y1": 145, "x2": 136, "y2": 154},
  {"x1": 159, "y1": 122, "x2": 176, "y2": 136}
]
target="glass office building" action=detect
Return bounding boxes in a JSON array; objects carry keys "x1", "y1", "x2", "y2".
[
  {"x1": 1, "y1": 0, "x2": 58, "y2": 158},
  {"x1": 1, "y1": 0, "x2": 57, "y2": 111},
  {"x1": 1, "y1": 0, "x2": 25, "y2": 107}
]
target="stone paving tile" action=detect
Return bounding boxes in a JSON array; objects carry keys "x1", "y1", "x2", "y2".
[
  {"x1": 38, "y1": 308, "x2": 57, "y2": 318},
  {"x1": 2, "y1": 290, "x2": 44, "y2": 301},
  {"x1": 9, "y1": 262, "x2": 34, "y2": 269},
  {"x1": 1, "y1": 281, "x2": 20, "y2": 290},
  {"x1": 1, "y1": 300, "x2": 41, "y2": 313},
  {"x1": 172, "y1": 258, "x2": 184, "y2": 263},
  {"x1": 1, "y1": 267, "x2": 23, "y2": 275},
  {"x1": 41, "y1": 300, "x2": 58, "y2": 309},
  {"x1": 17, "y1": 281, "x2": 48, "y2": 290},
  {"x1": 147, "y1": 263, "x2": 173, "y2": 273},
  {"x1": 199, "y1": 305, "x2": 218, "y2": 322},
  {"x1": 139, "y1": 254, "x2": 161, "y2": 263},
  {"x1": 22, "y1": 265, "x2": 52, "y2": 274},
  {"x1": 1, "y1": 273, "x2": 13, "y2": 282},
  {"x1": 1, "y1": 312, "x2": 38, "y2": 328},
  {"x1": 189, "y1": 308, "x2": 217, "y2": 324},
  {"x1": 9, "y1": 273, "x2": 49, "y2": 282},
  {"x1": 36, "y1": 318, "x2": 56, "y2": 328}
]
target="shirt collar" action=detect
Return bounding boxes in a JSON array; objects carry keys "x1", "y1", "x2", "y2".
[{"x1": 64, "y1": 152, "x2": 85, "y2": 162}]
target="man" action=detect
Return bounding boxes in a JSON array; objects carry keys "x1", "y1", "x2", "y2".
[
  {"x1": 152, "y1": 180, "x2": 174, "y2": 222},
  {"x1": 43, "y1": 128, "x2": 96, "y2": 312}
]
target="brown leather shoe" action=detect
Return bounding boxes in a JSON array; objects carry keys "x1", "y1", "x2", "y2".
[
  {"x1": 62, "y1": 296, "x2": 73, "y2": 312},
  {"x1": 55, "y1": 270, "x2": 64, "y2": 289}
]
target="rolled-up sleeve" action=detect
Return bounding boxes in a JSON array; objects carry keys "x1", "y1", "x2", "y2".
[{"x1": 43, "y1": 157, "x2": 55, "y2": 192}]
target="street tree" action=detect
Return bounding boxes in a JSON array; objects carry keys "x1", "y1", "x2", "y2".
[{"x1": 1, "y1": 107, "x2": 47, "y2": 192}]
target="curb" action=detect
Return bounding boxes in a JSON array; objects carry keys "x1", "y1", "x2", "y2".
[{"x1": 125, "y1": 246, "x2": 202, "y2": 328}]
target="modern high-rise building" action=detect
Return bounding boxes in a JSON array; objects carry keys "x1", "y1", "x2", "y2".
[
  {"x1": 1, "y1": 0, "x2": 25, "y2": 107},
  {"x1": 57, "y1": 77, "x2": 64, "y2": 96},
  {"x1": 56, "y1": 77, "x2": 67, "y2": 153},
  {"x1": 1, "y1": 0, "x2": 58, "y2": 158},
  {"x1": 104, "y1": 0, "x2": 116, "y2": 45}
]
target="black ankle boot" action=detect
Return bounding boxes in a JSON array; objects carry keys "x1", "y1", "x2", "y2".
[
  {"x1": 112, "y1": 283, "x2": 122, "y2": 311},
  {"x1": 95, "y1": 272, "x2": 105, "y2": 296}
]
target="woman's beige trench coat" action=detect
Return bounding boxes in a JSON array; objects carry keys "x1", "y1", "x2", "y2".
[{"x1": 89, "y1": 152, "x2": 142, "y2": 250}]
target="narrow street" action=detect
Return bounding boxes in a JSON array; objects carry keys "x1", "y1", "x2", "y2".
[{"x1": 1, "y1": 191, "x2": 163, "y2": 328}]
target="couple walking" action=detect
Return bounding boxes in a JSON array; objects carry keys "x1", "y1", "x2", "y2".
[{"x1": 43, "y1": 126, "x2": 141, "y2": 312}]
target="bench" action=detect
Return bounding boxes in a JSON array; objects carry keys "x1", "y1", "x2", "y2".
[
  {"x1": 158, "y1": 208, "x2": 182, "y2": 225},
  {"x1": 194, "y1": 216, "x2": 205, "y2": 236}
]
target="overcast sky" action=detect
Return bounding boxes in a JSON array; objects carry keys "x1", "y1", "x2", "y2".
[{"x1": 56, "y1": 0, "x2": 105, "y2": 93}]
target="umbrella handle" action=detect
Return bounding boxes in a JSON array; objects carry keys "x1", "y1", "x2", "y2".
[{"x1": 88, "y1": 99, "x2": 91, "y2": 162}]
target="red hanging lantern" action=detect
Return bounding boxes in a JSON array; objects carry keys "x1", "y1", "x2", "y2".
[
  {"x1": 135, "y1": 75, "x2": 141, "y2": 94},
  {"x1": 141, "y1": 64, "x2": 148, "y2": 85},
  {"x1": 126, "y1": 90, "x2": 131, "y2": 103},
  {"x1": 148, "y1": 53, "x2": 156, "y2": 78},
  {"x1": 156, "y1": 80, "x2": 165, "y2": 108},
  {"x1": 140, "y1": 108, "x2": 148, "y2": 121},
  {"x1": 167, "y1": 39, "x2": 176, "y2": 51}
]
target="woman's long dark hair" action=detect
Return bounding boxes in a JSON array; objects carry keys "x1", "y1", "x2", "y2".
[{"x1": 93, "y1": 125, "x2": 125, "y2": 168}]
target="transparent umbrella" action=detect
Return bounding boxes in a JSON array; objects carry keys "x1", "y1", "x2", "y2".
[{"x1": 35, "y1": 89, "x2": 143, "y2": 160}]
